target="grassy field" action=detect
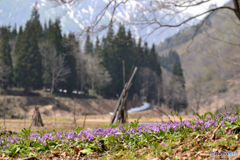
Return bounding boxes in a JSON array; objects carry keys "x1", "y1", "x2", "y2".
[
  {"x1": 1, "y1": 109, "x2": 240, "y2": 159},
  {"x1": 0, "y1": 114, "x2": 195, "y2": 133}
]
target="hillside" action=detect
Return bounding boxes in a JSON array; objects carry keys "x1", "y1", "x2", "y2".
[
  {"x1": 156, "y1": 1, "x2": 240, "y2": 115},
  {"x1": 0, "y1": 92, "x2": 172, "y2": 121},
  {"x1": 0, "y1": 95, "x2": 117, "y2": 119}
]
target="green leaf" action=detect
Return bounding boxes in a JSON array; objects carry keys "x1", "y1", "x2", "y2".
[
  {"x1": 80, "y1": 148, "x2": 93, "y2": 154},
  {"x1": 159, "y1": 129, "x2": 165, "y2": 137}
]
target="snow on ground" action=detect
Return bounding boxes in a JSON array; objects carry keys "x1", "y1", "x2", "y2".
[
  {"x1": 109, "y1": 102, "x2": 151, "y2": 115},
  {"x1": 128, "y1": 102, "x2": 151, "y2": 113}
]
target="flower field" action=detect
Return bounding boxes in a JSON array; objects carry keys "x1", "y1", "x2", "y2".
[{"x1": 1, "y1": 109, "x2": 240, "y2": 159}]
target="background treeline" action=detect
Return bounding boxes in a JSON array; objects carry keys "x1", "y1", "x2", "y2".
[{"x1": 0, "y1": 4, "x2": 188, "y2": 112}]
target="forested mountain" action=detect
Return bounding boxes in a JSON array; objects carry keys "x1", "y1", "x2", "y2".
[{"x1": 156, "y1": 0, "x2": 240, "y2": 114}]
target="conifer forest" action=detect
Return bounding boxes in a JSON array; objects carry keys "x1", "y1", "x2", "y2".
[{"x1": 0, "y1": 4, "x2": 188, "y2": 113}]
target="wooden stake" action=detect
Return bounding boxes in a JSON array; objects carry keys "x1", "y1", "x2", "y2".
[
  {"x1": 3, "y1": 94, "x2": 5, "y2": 127},
  {"x1": 24, "y1": 111, "x2": 26, "y2": 128},
  {"x1": 54, "y1": 100, "x2": 56, "y2": 126},
  {"x1": 73, "y1": 97, "x2": 76, "y2": 128},
  {"x1": 82, "y1": 113, "x2": 87, "y2": 129}
]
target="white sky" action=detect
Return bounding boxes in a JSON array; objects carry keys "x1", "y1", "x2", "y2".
[{"x1": 184, "y1": 0, "x2": 230, "y2": 18}]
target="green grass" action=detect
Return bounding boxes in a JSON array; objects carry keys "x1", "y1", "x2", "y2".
[{"x1": 1, "y1": 107, "x2": 240, "y2": 159}]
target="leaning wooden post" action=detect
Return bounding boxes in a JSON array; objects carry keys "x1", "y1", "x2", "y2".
[
  {"x1": 110, "y1": 67, "x2": 137, "y2": 124},
  {"x1": 121, "y1": 60, "x2": 126, "y2": 123}
]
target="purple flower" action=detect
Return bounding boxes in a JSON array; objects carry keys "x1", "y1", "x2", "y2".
[
  {"x1": 185, "y1": 121, "x2": 191, "y2": 127},
  {"x1": 6, "y1": 143, "x2": 10, "y2": 148},
  {"x1": 121, "y1": 135, "x2": 123, "y2": 140},
  {"x1": 98, "y1": 142, "x2": 102, "y2": 147},
  {"x1": 228, "y1": 129, "x2": 232, "y2": 134}
]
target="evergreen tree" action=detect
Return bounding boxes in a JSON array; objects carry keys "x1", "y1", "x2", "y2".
[
  {"x1": 148, "y1": 44, "x2": 161, "y2": 76},
  {"x1": 13, "y1": 26, "x2": 23, "y2": 87},
  {"x1": 168, "y1": 60, "x2": 188, "y2": 112},
  {"x1": 30, "y1": 2, "x2": 43, "y2": 41},
  {"x1": 46, "y1": 19, "x2": 63, "y2": 54},
  {"x1": 136, "y1": 38, "x2": 144, "y2": 67},
  {"x1": 84, "y1": 28, "x2": 93, "y2": 55},
  {"x1": 126, "y1": 29, "x2": 140, "y2": 96},
  {"x1": 62, "y1": 33, "x2": 77, "y2": 94},
  {"x1": 160, "y1": 50, "x2": 180, "y2": 72},
  {"x1": 42, "y1": 21, "x2": 48, "y2": 41},
  {"x1": 10, "y1": 24, "x2": 17, "y2": 40},
  {"x1": 94, "y1": 36, "x2": 100, "y2": 55},
  {"x1": 143, "y1": 42, "x2": 149, "y2": 67},
  {"x1": 98, "y1": 25, "x2": 117, "y2": 97},
  {"x1": 0, "y1": 26, "x2": 13, "y2": 89},
  {"x1": 43, "y1": 18, "x2": 64, "y2": 90},
  {"x1": 14, "y1": 5, "x2": 43, "y2": 93}
]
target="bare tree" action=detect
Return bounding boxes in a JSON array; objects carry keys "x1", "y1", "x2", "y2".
[
  {"x1": 50, "y1": 50, "x2": 71, "y2": 93},
  {"x1": 39, "y1": 43, "x2": 71, "y2": 93},
  {"x1": 191, "y1": 72, "x2": 203, "y2": 114},
  {"x1": 80, "y1": 54, "x2": 112, "y2": 92}
]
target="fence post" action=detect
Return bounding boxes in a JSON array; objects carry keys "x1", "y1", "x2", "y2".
[
  {"x1": 3, "y1": 95, "x2": 5, "y2": 127},
  {"x1": 74, "y1": 97, "x2": 76, "y2": 128},
  {"x1": 24, "y1": 111, "x2": 26, "y2": 128}
]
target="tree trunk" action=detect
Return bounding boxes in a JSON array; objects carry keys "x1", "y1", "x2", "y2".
[
  {"x1": 51, "y1": 76, "x2": 55, "y2": 93},
  {"x1": 31, "y1": 106, "x2": 44, "y2": 127}
]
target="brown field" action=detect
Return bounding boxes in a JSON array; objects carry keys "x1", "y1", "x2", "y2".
[{"x1": 0, "y1": 112, "x2": 196, "y2": 134}]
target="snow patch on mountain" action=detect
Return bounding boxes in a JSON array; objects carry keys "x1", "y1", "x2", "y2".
[{"x1": 0, "y1": 0, "x2": 204, "y2": 45}]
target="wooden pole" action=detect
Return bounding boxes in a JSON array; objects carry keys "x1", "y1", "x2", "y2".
[
  {"x1": 24, "y1": 111, "x2": 26, "y2": 128},
  {"x1": 3, "y1": 94, "x2": 5, "y2": 126},
  {"x1": 73, "y1": 97, "x2": 76, "y2": 128},
  {"x1": 82, "y1": 113, "x2": 87, "y2": 129},
  {"x1": 54, "y1": 100, "x2": 56, "y2": 126},
  {"x1": 122, "y1": 60, "x2": 125, "y2": 123}
]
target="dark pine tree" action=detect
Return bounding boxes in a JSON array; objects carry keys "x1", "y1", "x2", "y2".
[
  {"x1": 94, "y1": 36, "x2": 100, "y2": 56},
  {"x1": 62, "y1": 33, "x2": 78, "y2": 94},
  {"x1": 13, "y1": 26, "x2": 23, "y2": 87},
  {"x1": 10, "y1": 24, "x2": 17, "y2": 40},
  {"x1": 84, "y1": 28, "x2": 93, "y2": 55},
  {"x1": 14, "y1": 4, "x2": 43, "y2": 93},
  {"x1": 148, "y1": 44, "x2": 161, "y2": 76},
  {"x1": 126, "y1": 29, "x2": 140, "y2": 96},
  {"x1": 168, "y1": 60, "x2": 188, "y2": 113},
  {"x1": 0, "y1": 26, "x2": 13, "y2": 89},
  {"x1": 146, "y1": 43, "x2": 164, "y2": 104},
  {"x1": 136, "y1": 38, "x2": 144, "y2": 67},
  {"x1": 98, "y1": 24, "x2": 117, "y2": 97},
  {"x1": 143, "y1": 42, "x2": 149, "y2": 67}
]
